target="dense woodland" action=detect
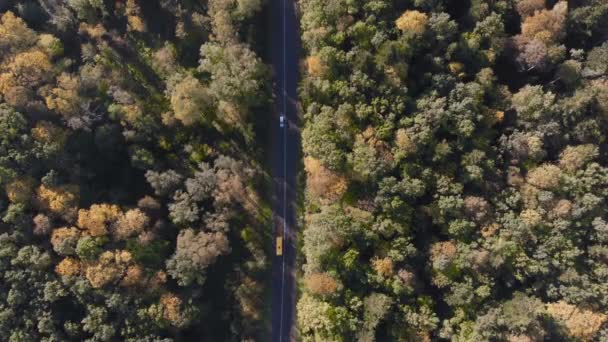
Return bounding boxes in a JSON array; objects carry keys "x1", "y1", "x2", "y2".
[
  {"x1": 0, "y1": 0, "x2": 270, "y2": 341},
  {"x1": 298, "y1": 0, "x2": 608, "y2": 341},
  {"x1": 3, "y1": 0, "x2": 608, "y2": 341}
]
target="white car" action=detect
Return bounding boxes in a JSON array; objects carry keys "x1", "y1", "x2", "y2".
[{"x1": 280, "y1": 114, "x2": 285, "y2": 128}]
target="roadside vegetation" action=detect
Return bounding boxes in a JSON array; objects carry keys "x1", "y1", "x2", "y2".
[
  {"x1": 297, "y1": 0, "x2": 608, "y2": 340},
  {"x1": 0, "y1": 1, "x2": 271, "y2": 340}
]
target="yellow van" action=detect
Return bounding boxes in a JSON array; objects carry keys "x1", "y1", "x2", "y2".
[{"x1": 276, "y1": 237, "x2": 283, "y2": 256}]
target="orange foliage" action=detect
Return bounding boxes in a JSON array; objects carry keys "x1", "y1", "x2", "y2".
[
  {"x1": 551, "y1": 199, "x2": 572, "y2": 219},
  {"x1": 128, "y1": 15, "x2": 147, "y2": 33},
  {"x1": 304, "y1": 156, "x2": 348, "y2": 201},
  {"x1": 78, "y1": 23, "x2": 107, "y2": 39},
  {"x1": 305, "y1": 273, "x2": 339, "y2": 296},
  {"x1": 0, "y1": 11, "x2": 37, "y2": 56},
  {"x1": 546, "y1": 301, "x2": 608, "y2": 340},
  {"x1": 148, "y1": 271, "x2": 168, "y2": 290},
  {"x1": 306, "y1": 55, "x2": 327, "y2": 77},
  {"x1": 44, "y1": 73, "x2": 81, "y2": 118},
  {"x1": 160, "y1": 293, "x2": 183, "y2": 324},
  {"x1": 430, "y1": 241, "x2": 457, "y2": 262},
  {"x1": 120, "y1": 265, "x2": 145, "y2": 287},
  {"x1": 85, "y1": 250, "x2": 133, "y2": 288},
  {"x1": 55, "y1": 257, "x2": 81, "y2": 277},
  {"x1": 36, "y1": 184, "x2": 79, "y2": 215},
  {"x1": 521, "y1": 1, "x2": 567, "y2": 43},
  {"x1": 0, "y1": 50, "x2": 52, "y2": 92},
  {"x1": 31, "y1": 120, "x2": 67, "y2": 145},
  {"x1": 51, "y1": 227, "x2": 81, "y2": 249},
  {"x1": 481, "y1": 223, "x2": 500, "y2": 238},
  {"x1": 114, "y1": 208, "x2": 149, "y2": 240},
  {"x1": 372, "y1": 257, "x2": 395, "y2": 277},
  {"x1": 77, "y1": 204, "x2": 122, "y2": 237},
  {"x1": 5, "y1": 177, "x2": 35, "y2": 203}
]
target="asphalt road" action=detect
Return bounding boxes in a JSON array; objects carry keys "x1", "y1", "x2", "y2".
[{"x1": 270, "y1": 0, "x2": 299, "y2": 340}]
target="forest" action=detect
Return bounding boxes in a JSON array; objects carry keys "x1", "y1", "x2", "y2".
[
  {"x1": 298, "y1": 0, "x2": 608, "y2": 341},
  {"x1": 3, "y1": 0, "x2": 608, "y2": 341},
  {"x1": 0, "y1": 0, "x2": 270, "y2": 341}
]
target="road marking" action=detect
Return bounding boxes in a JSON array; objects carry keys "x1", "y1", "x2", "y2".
[{"x1": 279, "y1": 0, "x2": 287, "y2": 340}]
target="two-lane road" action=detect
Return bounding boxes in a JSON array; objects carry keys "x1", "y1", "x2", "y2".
[{"x1": 270, "y1": 0, "x2": 299, "y2": 340}]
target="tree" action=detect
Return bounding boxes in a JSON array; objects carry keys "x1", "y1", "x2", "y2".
[
  {"x1": 155, "y1": 292, "x2": 196, "y2": 328},
  {"x1": 516, "y1": 0, "x2": 546, "y2": 18},
  {"x1": 33, "y1": 214, "x2": 52, "y2": 236},
  {"x1": 304, "y1": 272, "x2": 340, "y2": 296},
  {"x1": 517, "y1": 39, "x2": 548, "y2": 70},
  {"x1": 44, "y1": 73, "x2": 82, "y2": 120},
  {"x1": 358, "y1": 293, "x2": 394, "y2": 342},
  {"x1": 50, "y1": 227, "x2": 81, "y2": 256},
  {"x1": 521, "y1": 1, "x2": 567, "y2": 43},
  {"x1": 526, "y1": 164, "x2": 562, "y2": 190},
  {"x1": 167, "y1": 74, "x2": 213, "y2": 126},
  {"x1": 584, "y1": 42, "x2": 608, "y2": 76},
  {"x1": 558, "y1": 144, "x2": 598, "y2": 173},
  {"x1": 304, "y1": 156, "x2": 347, "y2": 201},
  {"x1": 0, "y1": 50, "x2": 53, "y2": 95},
  {"x1": 114, "y1": 208, "x2": 149, "y2": 240},
  {"x1": 55, "y1": 257, "x2": 81, "y2": 277},
  {"x1": 546, "y1": 301, "x2": 607, "y2": 340},
  {"x1": 84, "y1": 250, "x2": 133, "y2": 288},
  {"x1": 166, "y1": 229, "x2": 230, "y2": 286},
  {"x1": 511, "y1": 85, "x2": 554, "y2": 122},
  {"x1": 145, "y1": 169, "x2": 182, "y2": 197},
  {"x1": 395, "y1": 10, "x2": 428, "y2": 35},
  {"x1": 5, "y1": 177, "x2": 35, "y2": 204},
  {"x1": 199, "y1": 42, "x2": 265, "y2": 107},
  {"x1": 66, "y1": 0, "x2": 107, "y2": 22},
  {"x1": 0, "y1": 104, "x2": 31, "y2": 185},
  {"x1": 35, "y1": 184, "x2": 79, "y2": 218},
  {"x1": 77, "y1": 204, "x2": 122, "y2": 237},
  {"x1": 0, "y1": 11, "x2": 37, "y2": 59},
  {"x1": 349, "y1": 132, "x2": 392, "y2": 181},
  {"x1": 297, "y1": 293, "x2": 356, "y2": 341}
]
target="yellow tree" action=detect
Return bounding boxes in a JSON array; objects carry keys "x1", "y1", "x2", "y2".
[
  {"x1": 396, "y1": 10, "x2": 428, "y2": 35},
  {"x1": 31, "y1": 121, "x2": 68, "y2": 147},
  {"x1": 77, "y1": 203, "x2": 122, "y2": 237},
  {"x1": 126, "y1": 0, "x2": 147, "y2": 32},
  {"x1": 44, "y1": 73, "x2": 82, "y2": 119},
  {"x1": 0, "y1": 50, "x2": 53, "y2": 92},
  {"x1": 169, "y1": 74, "x2": 212, "y2": 126},
  {"x1": 5, "y1": 177, "x2": 35, "y2": 203},
  {"x1": 35, "y1": 184, "x2": 79, "y2": 217},
  {"x1": 0, "y1": 11, "x2": 37, "y2": 57}
]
